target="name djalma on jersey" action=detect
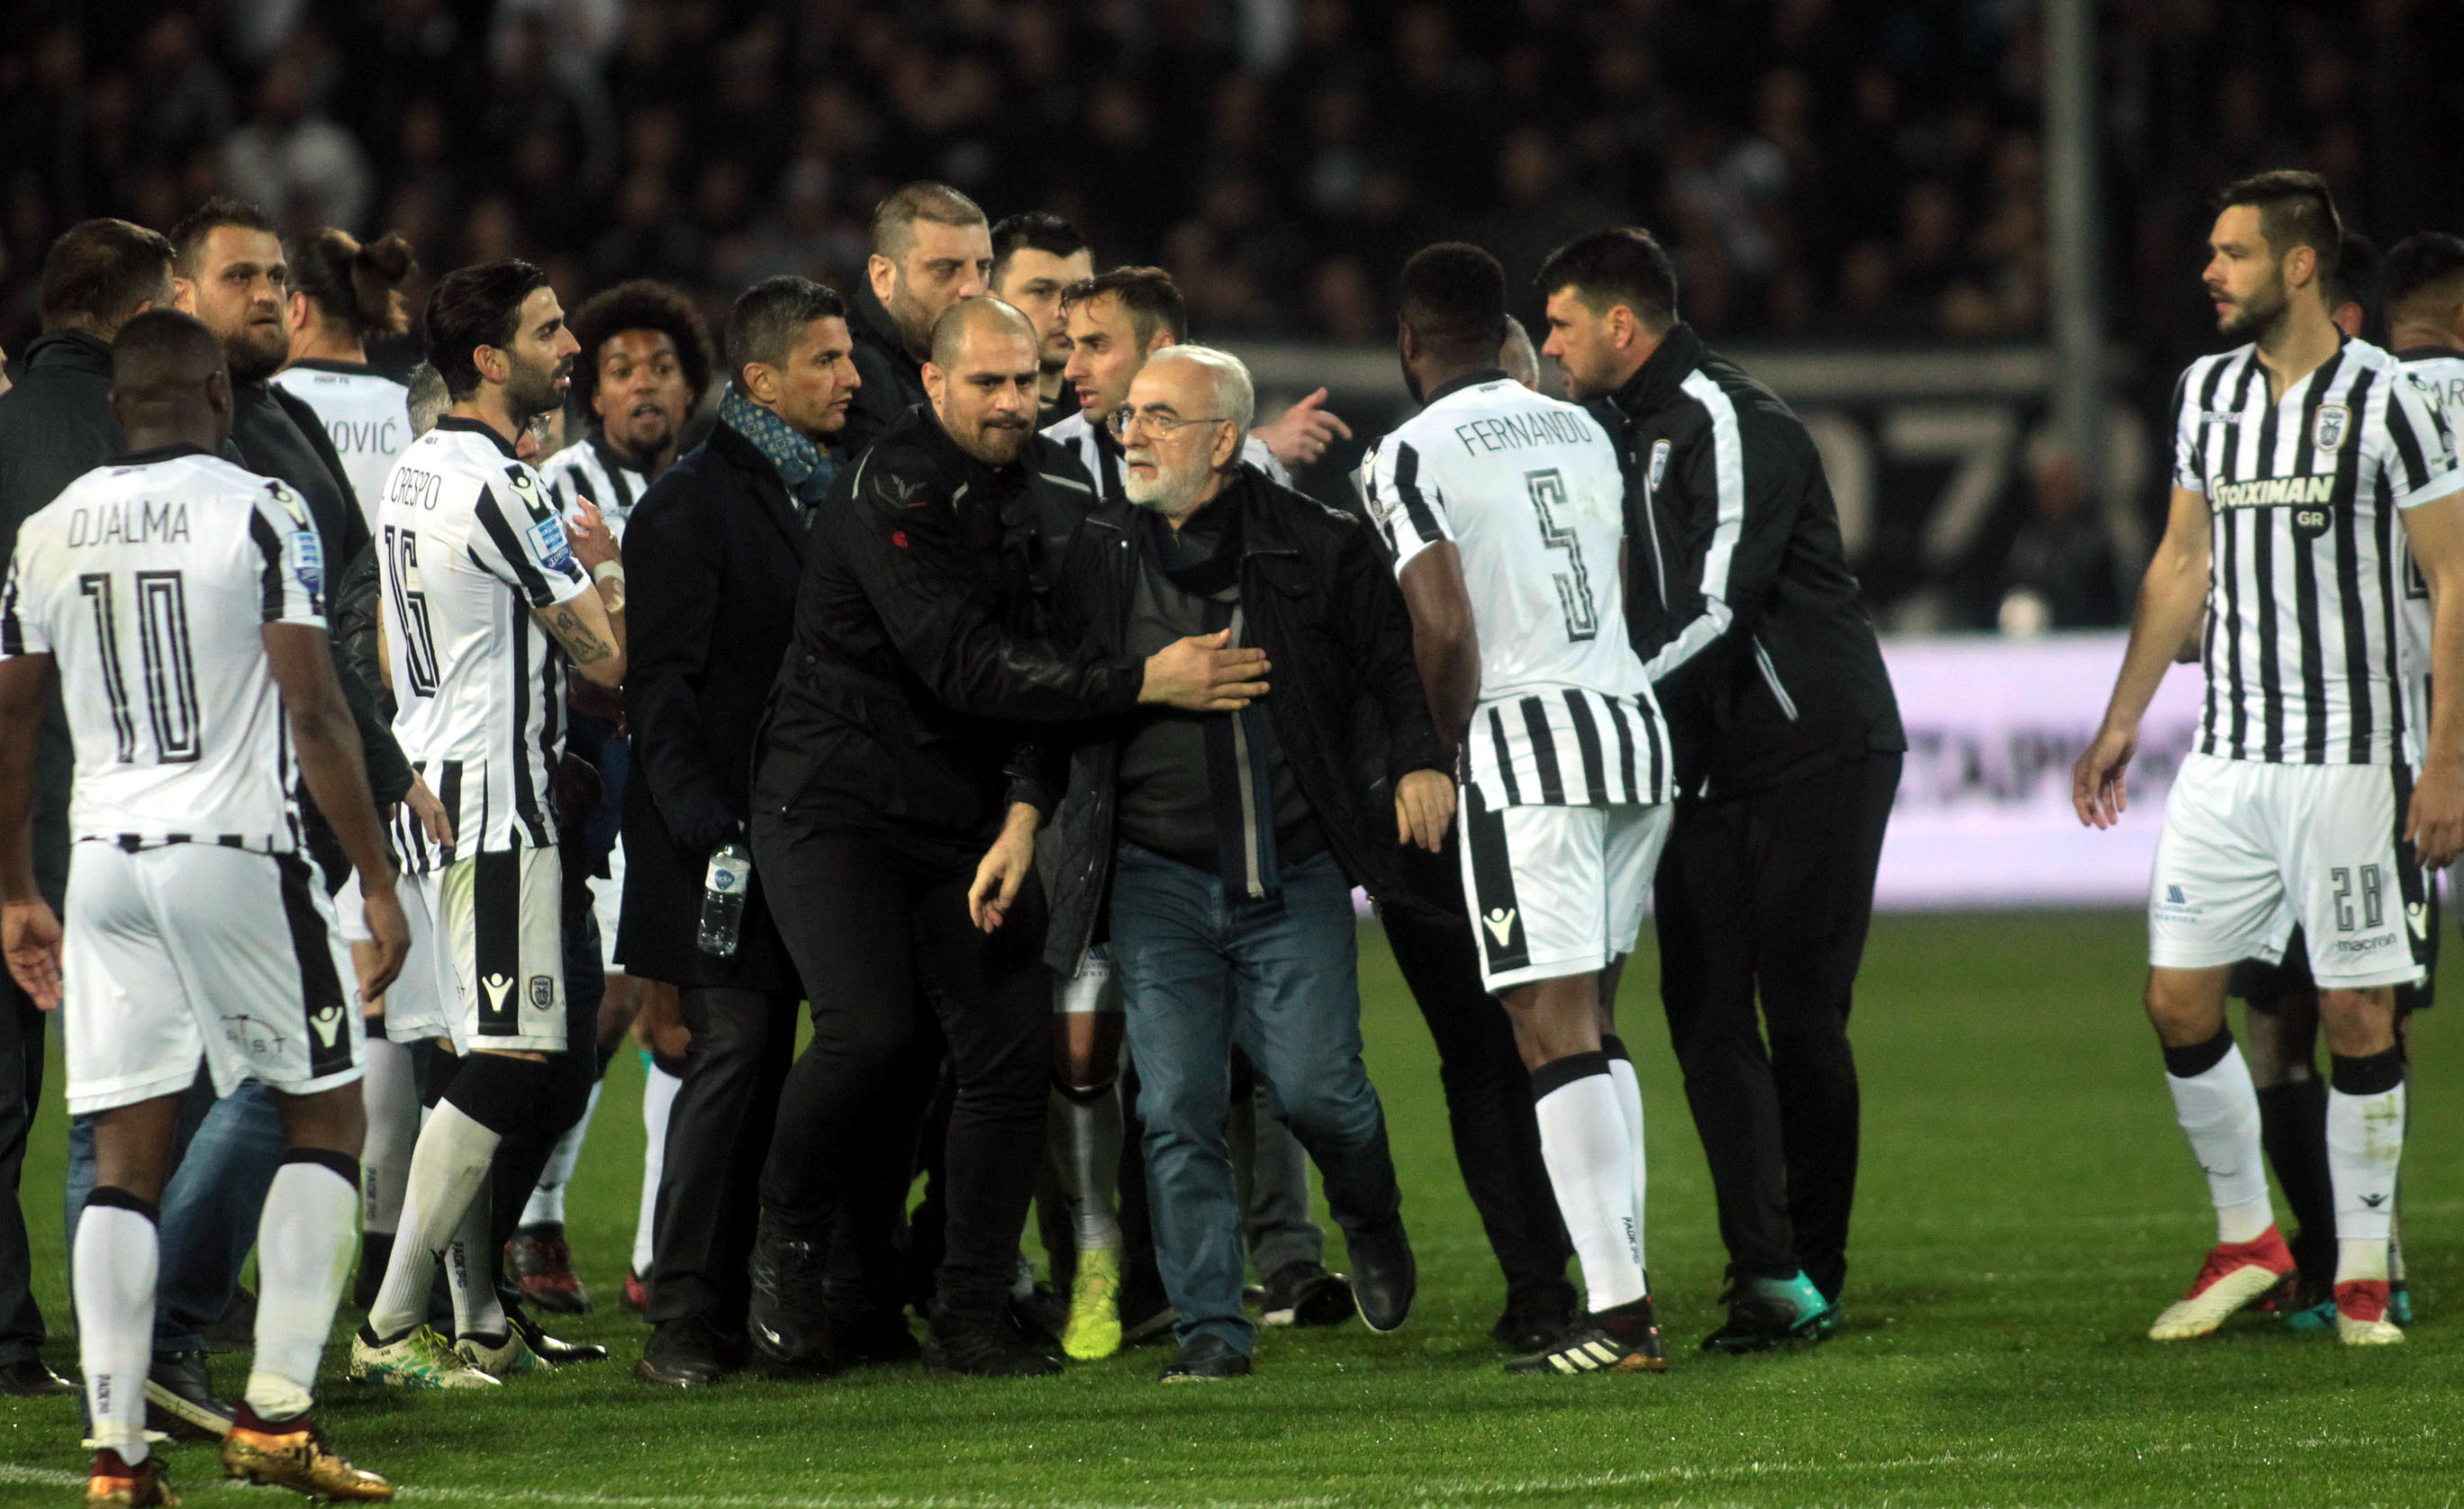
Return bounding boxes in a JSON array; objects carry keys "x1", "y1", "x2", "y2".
[{"x1": 66, "y1": 500, "x2": 188, "y2": 547}]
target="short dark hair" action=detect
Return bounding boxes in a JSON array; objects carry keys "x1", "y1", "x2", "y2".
[
  {"x1": 2217, "y1": 169, "x2": 2342, "y2": 284},
  {"x1": 1060, "y1": 266, "x2": 1189, "y2": 348},
  {"x1": 870, "y1": 182, "x2": 987, "y2": 263},
  {"x1": 37, "y1": 218, "x2": 176, "y2": 336},
  {"x1": 1399, "y1": 242, "x2": 1509, "y2": 365},
  {"x1": 288, "y1": 228, "x2": 420, "y2": 339},
  {"x1": 2325, "y1": 230, "x2": 2380, "y2": 328},
  {"x1": 167, "y1": 196, "x2": 281, "y2": 278},
  {"x1": 2383, "y1": 232, "x2": 2464, "y2": 330},
  {"x1": 423, "y1": 260, "x2": 552, "y2": 400},
  {"x1": 1535, "y1": 228, "x2": 1680, "y2": 330},
  {"x1": 725, "y1": 276, "x2": 847, "y2": 378},
  {"x1": 570, "y1": 279, "x2": 716, "y2": 419},
  {"x1": 109, "y1": 308, "x2": 225, "y2": 407},
  {"x1": 991, "y1": 212, "x2": 1089, "y2": 286}
]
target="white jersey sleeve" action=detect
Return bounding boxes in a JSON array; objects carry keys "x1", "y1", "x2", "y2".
[
  {"x1": 1356, "y1": 434, "x2": 1455, "y2": 576},
  {"x1": 467, "y1": 465, "x2": 593, "y2": 610},
  {"x1": 250, "y1": 480, "x2": 330, "y2": 628},
  {"x1": 2377, "y1": 366, "x2": 2463, "y2": 510}
]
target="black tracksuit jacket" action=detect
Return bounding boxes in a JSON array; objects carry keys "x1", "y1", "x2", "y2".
[{"x1": 1595, "y1": 323, "x2": 1904, "y2": 798}]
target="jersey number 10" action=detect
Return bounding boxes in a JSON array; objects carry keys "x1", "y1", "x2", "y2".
[
  {"x1": 1526, "y1": 469, "x2": 1598, "y2": 645},
  {"x1": 79, "y1": 571, "x2": 200, "y2": 764}
]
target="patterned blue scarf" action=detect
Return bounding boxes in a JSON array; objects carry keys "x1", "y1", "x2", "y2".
[{"x1": 719, "y1": 382, "x2": 837, "y2": 504}]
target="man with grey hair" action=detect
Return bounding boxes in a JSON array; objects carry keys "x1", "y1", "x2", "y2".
[
  {"x1": 1500, "y1": 315, "x2": 1542, "y2": 391},
  {"x1": 1007, "y1": 343, "x2": 1454, "y2": 1380},
  {"x1": 844, "y1": 182, "x2": 994, "y2": 456}
]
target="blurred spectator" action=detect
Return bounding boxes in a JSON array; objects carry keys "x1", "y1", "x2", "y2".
[
  {"x1": 219, "y1": 53, "x2": 373, "y2": 234},
  {"x1": 1999, "y1": 433, "x2": 2120, "y2": 633}
]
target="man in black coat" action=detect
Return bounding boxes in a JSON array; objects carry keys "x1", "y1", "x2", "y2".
[
  {"x1": 1017, "y1": 346, "x2": 1454, "y2": 1381},
  {"x1": 0, "y1": 217, "x2": 177, "y2": 1399},
  {"x1": 746, "y1": 298, "x2": 1269, "y2": 1378},
  {"x1": 624, "y1": 276, "x2": 858, "y2": 1387},
  {"x1": 840, "y1": 183, "x2": 993, "y2": 459},
  {"x1": 1540, "y1": 229, "x2": 1905, "y2": 1351}
]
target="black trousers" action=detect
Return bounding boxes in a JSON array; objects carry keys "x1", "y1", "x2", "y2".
[
  {"x1": 1382, "y1": 838, "x2": 1576, "y2": 1310},
  {"x1": 755, "y1": 818, "x2": 1050, "y2": 1316},
  {"x1": 1653, "y1": 751, "x2": 1900, "y2": 1300},
  {"x1": 647, "y1": 986, "x2": 800, "y2": 1326},
  {"x1": 0, "y1": 978, "x2": 46, "y2": 1367}
]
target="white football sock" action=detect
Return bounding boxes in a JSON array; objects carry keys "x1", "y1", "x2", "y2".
[
  {"x1": 2328, "y1": 1080, "x2": 2405, "y2": 1284},
  {"x1": 1535, "y1": 1065, "x2": 1646, "y2": 1312},
  {"x1": 75, "y1": 1201, "x2": 157, "y2": 1460},
  {"x1": 2165, "y1": 1044, "x2": 2273, "y2": 1243},
  {"x1": 367, "y1": 1099, "x2": 501, "y2": 1341},
  {"x1": 633, "y1": 1060, "x2": 679, "y2": 1274},
  {"x1": 360, "y1": 1037, "x2": 419, "y2": 1236},
  {"x1": 447, "y1": 1169, "x2": 505, "y2": 1341},
  {"x1": 521, "y1": 1079, "x2": 600, "y2": 1230},
  {"x1": 1051, "y1": 1083, "x2": 1124, "y2": 1252},
  {"x1": 249, "y1": 1158, "x2": 358, "y2": 1420},
  {"x1": 1604, "y1": 1053, "x2": 1650, "y2": 1276}
]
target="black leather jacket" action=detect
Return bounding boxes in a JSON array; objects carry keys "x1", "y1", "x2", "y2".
[
  {"x1": 752, "y1": 403, "x2": 1136, "y2": 861},
  {"x1": 1023, "y1": 466, "x2": 1452, "y2": 973}
]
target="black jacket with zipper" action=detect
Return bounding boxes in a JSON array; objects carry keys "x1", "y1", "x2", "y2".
[
  {"x1": 840, "y1": 281, "x2": 931, "y2": 463},
  {"x1": 1024, "y1": 465, "x2": 1452, "y2": 975},
  {"x1": 1598, "y1": 322, "x2": 1904, "y2": 799},
  {"x1": 752, "y1": 402, "x2": 1135, "y2": 863}
]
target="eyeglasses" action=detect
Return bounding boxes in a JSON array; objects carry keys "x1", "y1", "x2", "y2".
[{"x1": 1107, "y1": 406, "x2": 1232, "y2": 442}]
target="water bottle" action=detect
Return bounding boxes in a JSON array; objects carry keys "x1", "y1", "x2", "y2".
[{"x1": 698, "y1": 841, "x2": 752, "y2": 957}]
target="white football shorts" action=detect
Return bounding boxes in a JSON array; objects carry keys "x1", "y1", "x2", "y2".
[
  {"x1": 62, "y1": 842, "x2": 364, "y2": 1115},
  {"x1": 2150, "y1": 751, "x2": 2429, "y2": 989},
  {"x1": 433, "y1": 845, "x2": 568, "y2": 1053},
  {"x1": 1459, "y1": 789, "x2": 1671, "y2": 992},
  {"x1": 368, "y1": 867, "x2": 457, "y2": 1049}
]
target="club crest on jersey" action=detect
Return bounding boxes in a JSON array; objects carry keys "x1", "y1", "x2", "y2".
[
  {"x1": 2312, "y1": 403, "x2": 2351, "y2": 453},
  {"x1": 529, "y1": 515, "x2": 575, "y2": 573}
]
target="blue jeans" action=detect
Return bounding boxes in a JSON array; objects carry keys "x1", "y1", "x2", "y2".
[
  {"x1": 1110, "y1": 845, "x2": 1401, "y2": 1354},
  {"x1": 66, "y1": 1076, "x2": 285, "y2": 1352}
]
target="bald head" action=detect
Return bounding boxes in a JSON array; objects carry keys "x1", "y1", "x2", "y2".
[
  {"x1": 922, "y1": 297, "x2": 1041, "y2": 467},
  {"x1": 109, "y1": 307, "x2": 232, "y2": 451}
]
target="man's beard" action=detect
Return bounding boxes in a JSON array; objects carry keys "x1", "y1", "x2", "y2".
[
  {"x1": 506, "y1": 357, "x2": 572, "y2": 423},
  {"x1": 225, "y1": 322, "x2": 286, "y2": 384},
  {"x1": 960, "y1": 413, "x2": 1030, "y2": 465},
  {"x1": 1124, "y1": 454, "x2": 1207, "y2": 517},
  {"x1": 889, "y1": 279, "x2": 936, "y2": 359},
  {"x1": 2218, "y1": 274, "x2": 2290, "y2": 341}
]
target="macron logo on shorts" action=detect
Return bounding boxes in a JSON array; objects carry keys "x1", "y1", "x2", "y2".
[{"x1": 1483, "y1": 908, "x2": 1519, "y2": 948}]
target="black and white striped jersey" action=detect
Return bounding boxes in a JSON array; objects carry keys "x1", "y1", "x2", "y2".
[
  {"x1": 0, "y1": 447, "x2": 323, "y2": 852},
  {"x1": 269, "y1": 360, "x2": 411, "y2": 535},
  {"x1": 1358, "y1": 369, "x2": 1672, "y2": 809},
  {"x1": 2174, "y1": 338, "x2": 2462, "y2": 766},
  {"x1": 2395, "y1": 348, "x2": 2464, "y2": 743},
  {"x1": 538, "y1": 436, "x2": 651, "y2": 543},
  {"x1": 375, "y1": 417, "x2": 593, "y2": 866},
  {"x1": 1043, "y1": 409, "x2": 1288, "y2": 506}
]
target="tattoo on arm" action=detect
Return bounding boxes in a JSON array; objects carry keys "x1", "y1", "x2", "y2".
[{"x1": 544, "y1": 602, "x2": 614, "y2": 666}]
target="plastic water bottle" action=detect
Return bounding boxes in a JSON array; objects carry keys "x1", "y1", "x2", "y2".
[{"x1": 698, "y1": 841, "x2": 752, "y2": 957}]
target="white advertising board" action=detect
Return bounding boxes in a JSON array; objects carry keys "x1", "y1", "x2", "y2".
[{"x1": 1878, "y1": 632, "x2": 2203, "y2": 909}]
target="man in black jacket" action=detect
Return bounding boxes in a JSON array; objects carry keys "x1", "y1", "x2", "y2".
[
  {"x1": 1011, "y1": 345, "x2": 1453, "y2": 1381},
  {"x1": 626, "y1": 276, "x2": 857, "y2": 1387},
  {"x1": 747, "y1": 298, "x2": 1267, "y2": 1378},
  {"x1": 840, "y1": 183, "x2": 993, "y2": 459},
  {"x1": 0, "y1": 218, "x2": 177, "y2": 1399},
  {"x1": 1539, "y1": 229, "x2": 1905, "y2": 1351}
]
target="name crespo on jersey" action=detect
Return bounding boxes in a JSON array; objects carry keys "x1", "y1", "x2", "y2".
[
  {"x1": 2173, "y1": 338, "x2": 2463, "y2": 767},
  {"x1": 1358, "y1": 373, "x2": 1672, "y2": 809},
  {"x1": 0, "y1": 448, "x2": 324, "y2": 852},
  {"x1": 375, "y1": 418, "x2": 593, "y2": 868}
]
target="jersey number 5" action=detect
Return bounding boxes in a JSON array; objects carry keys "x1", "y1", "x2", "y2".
[
  {"x1": 79, "y1": 571, "x2": 200, "y2": 764},
  {"x1": 1526, "y1": 469, "x2": 1598, "y2": 644}
]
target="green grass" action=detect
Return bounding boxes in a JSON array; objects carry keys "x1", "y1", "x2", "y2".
[{"x1": 5, "y1": 910, "x2": 2463, "y2": 1506}]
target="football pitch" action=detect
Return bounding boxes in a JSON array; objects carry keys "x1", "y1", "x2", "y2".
[{"x1": 3, "y1": 909, "x2": 2461, "y2": 1507}]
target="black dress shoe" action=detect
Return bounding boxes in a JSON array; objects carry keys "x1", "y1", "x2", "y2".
[
  {"x1": 1346, "y1": 1218, "x2": 1416, "y2": 1333},
  {"x1": 509, "y1": 1307, "x2": 610, "y2": 1364},
  {"x1": 1258, "y1": 1261, "x2": 1355, "y2": 1328},
  {"x1": 1157, "y1": 1333, "x2": 1252, "y2": 1382},
  {"x1": 637, "y1": 1316, "x2": 729, "y2": 1388},
  {"x1": 827, "y1": 1305, "x2": 922, "y2": 1365},
  {"x1": 144, "y1": 1349, "x2": 233, "y2": 1439},
  {"x1": 924, "y1": 1309, "x2": 1061, "y2": 1378},
  {"x1": 746, "y1": 1210, "x2": 838, "y2": 1369},
  {"x1": 1491, "y1": 1286, "x2": 1581, "y2": 1353},
  {"x1": 0, "y1": 1356, "x2": 75, "y2": 1396}
]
